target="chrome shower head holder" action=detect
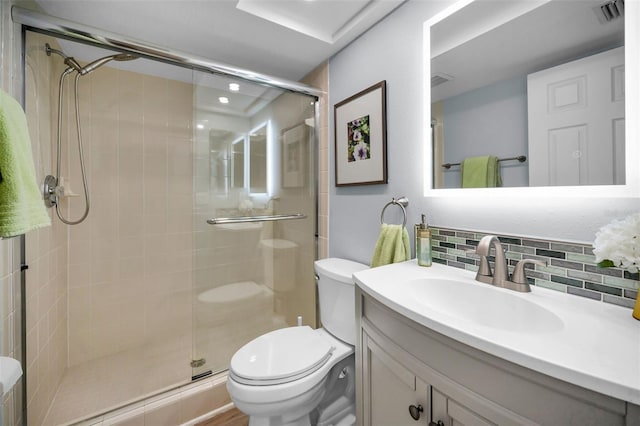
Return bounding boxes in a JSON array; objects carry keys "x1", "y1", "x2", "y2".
[
  {"x1": 45, "y1": 43, "x2": 84, "y2": 73},
  {"x1": 43, "y1": 174, "x2": 59, "y2": 208}
]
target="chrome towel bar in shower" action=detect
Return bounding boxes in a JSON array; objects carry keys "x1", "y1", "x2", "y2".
[{"x1": 207, "y1": 213, "x2": 307, "y2": 225}]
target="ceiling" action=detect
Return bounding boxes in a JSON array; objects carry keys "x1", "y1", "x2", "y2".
[
  {"x1": 32, "y1": 0, "x2": 405, "y2": 83},
  {"x1": 431, "y1": 0, "x2": 625, "y2": 102}
]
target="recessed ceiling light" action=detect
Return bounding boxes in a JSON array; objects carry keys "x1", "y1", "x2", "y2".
[
  {"x1": 197, "y1": 124, "x2": 205, "y2": 129},
  {"x1": 219, "y1": 96, "x2": 230, "y2": 104},
  {"x1": 229, "y1": 83, "x2": 240, "y2": 92}
]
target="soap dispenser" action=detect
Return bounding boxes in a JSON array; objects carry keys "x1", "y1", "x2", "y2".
[{"x1": 416, "y1": 214, "x2": 432, "y2": 267}]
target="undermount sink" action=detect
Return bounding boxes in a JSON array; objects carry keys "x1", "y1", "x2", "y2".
[{"x1": 403, "y1": 278, "x2": 564, "y2": 334}]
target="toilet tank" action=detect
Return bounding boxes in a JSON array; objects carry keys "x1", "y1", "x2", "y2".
[{"x1": 314, "y1": 258, "x2": 368, "y2": 345}]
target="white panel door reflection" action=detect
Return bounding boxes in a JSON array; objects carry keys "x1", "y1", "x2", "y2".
[{"x1": 528, "y1": 46, "x2": 625, "y2": 186}]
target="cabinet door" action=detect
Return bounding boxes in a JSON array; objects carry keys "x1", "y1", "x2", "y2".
[
  {"x1": 432, "y1": 388, "x2": 496, "y2": 426},
  {"x1": 362, "y1": 331, "x2": 429, "y2": 425}
]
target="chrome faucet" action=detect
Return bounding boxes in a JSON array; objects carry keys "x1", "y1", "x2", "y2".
[{"x1": 474, "y1": 235, "x2": 545, "y2": 292}]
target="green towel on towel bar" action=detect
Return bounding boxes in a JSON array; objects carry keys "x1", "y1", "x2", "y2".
[
  {"x1": 371, "y1": 223, "x2": 410, "y2": 268},
  {"x1": 0, "y1": 88, "x2": 50, "y2": 238},
  {"x1": 460, "y1": 155, "x2": 502, "y2": 188}
]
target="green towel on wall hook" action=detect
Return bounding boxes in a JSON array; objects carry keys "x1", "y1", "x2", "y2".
[{"x1": 371, "y1": 223, "x2": 410, "y2": 267}]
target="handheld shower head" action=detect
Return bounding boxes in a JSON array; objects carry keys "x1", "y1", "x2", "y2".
[{"x1": 80, "y1": 52, "x2": 138, "y2": 75}]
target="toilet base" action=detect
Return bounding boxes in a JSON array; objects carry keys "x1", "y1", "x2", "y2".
[
  {"x1": 236, "y1": 354, "x2": 356, "y2": 426},
  {"x1": 244, "y1": 377, "x2": 328, "y2": 426}
]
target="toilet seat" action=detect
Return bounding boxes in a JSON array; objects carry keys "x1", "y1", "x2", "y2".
[{"x1": 230, "y1": 326, "x2": 335, "y2": 386}]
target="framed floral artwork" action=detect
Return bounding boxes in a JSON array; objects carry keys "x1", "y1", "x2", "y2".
[
  {"x1": 282, "y1": 122, "x2": 307, "y2": 188},
  {"x1": 334, "y1": 80, "x2": 387, "y2": 186}
]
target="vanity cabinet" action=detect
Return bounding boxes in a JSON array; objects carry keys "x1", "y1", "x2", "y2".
[
  {"x1": 363, "y1": 328, "x2": 497, "y2": 426},
  {"x1": 362, "y1": 329, "x2": 428, "y2": 425},
  {"x1": 355, "y1": 288, "x2": 640, "y2": 426}
]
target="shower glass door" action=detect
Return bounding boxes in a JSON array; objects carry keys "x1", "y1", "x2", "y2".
[
  {"x1": 24, "y1": 30, "x2": 318, "y2": 424},
  {"x1": 191, "y1": 70, "x2": 318, "y2": 378}
]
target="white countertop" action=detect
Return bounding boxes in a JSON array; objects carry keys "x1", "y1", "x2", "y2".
[{"x1": 354, "y1": 260, "x2": 640, "y2": 405}]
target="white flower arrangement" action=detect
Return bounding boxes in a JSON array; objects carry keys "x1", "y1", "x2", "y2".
[{"x1": 593, "y1": 212, "x2": 640, "y2": 273}]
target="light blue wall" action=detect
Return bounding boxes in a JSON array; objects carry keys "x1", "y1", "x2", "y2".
[
  {"x1": 328, "y1": 0, "x2": 640, "y2": 265},
  {"x1": 442, "y1": 75, "x2": 528, "y2": 188},
  {"x1": 328, "y1": 0, "x2": 448, "y2": 265}
]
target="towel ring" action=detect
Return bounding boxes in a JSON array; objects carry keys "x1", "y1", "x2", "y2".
[{"x1": 380, "y1": 197, "x2": 409, "y2": 227}]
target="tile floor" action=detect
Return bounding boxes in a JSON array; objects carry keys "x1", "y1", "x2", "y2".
[
  {"x1": 42, "y1": 312, "x2": 286, "y2": 425},
  {"x1": 43, "y1": 337, "x2": 191, "y2": 425}
]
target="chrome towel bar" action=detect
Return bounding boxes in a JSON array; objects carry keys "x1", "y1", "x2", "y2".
[{"x1": 207, "y1": 213, "x2": 307, "y2": 225}]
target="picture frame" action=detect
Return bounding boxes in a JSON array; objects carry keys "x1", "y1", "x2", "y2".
[
  {"x1": 334, "y1": 80, "x2": 387, "y2": 186},
  {"x1": 282, "y1": 122, "x2": 307, "y2": 188}
]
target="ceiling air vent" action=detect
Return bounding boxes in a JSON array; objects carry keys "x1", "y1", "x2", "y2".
[
  {"x1": 431, "y1": 72, "x2": 454, "y2": 88},
  {"x1": 595, "y1": 0, "x2": 624, "y2": 23}
]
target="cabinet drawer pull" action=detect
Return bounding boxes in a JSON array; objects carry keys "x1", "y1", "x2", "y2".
[
  {"x1": 408, "y1": 404, "x2": 423, "y2": 420},
  {"x1": 429, "y1": 421, "x2": 445, "y2": 426}
]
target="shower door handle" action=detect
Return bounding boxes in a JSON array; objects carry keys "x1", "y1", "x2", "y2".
[{"x1": 207, "y1": 213, "x2": 307, "y2": 225}]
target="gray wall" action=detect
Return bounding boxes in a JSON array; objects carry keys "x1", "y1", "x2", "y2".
[{"x1": 328, "y1": 0, "x2": 640, "y2": 265}]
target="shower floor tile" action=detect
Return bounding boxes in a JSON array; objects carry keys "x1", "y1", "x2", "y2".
[
  {"x1": 42, "y1": 336, "x2": 192, "y2": 426},
  {"x1": 42, "y1": 313, "x2": 288, "y2": 425}
]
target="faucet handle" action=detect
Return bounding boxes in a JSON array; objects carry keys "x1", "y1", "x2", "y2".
[
  {"x1": 511, "y1": 259, "x2": 546, "y2": 286},
  {"x1": 475, "y1": 255, "x2": 494, "y2": 285}
]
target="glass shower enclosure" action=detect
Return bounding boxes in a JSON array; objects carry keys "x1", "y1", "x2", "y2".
[
  {"x1": 23, "y1": 30, "x2": 317, "y2": 424},
  {"x1": 191, "y1": 70, "x2": 318, "y2": 378}
]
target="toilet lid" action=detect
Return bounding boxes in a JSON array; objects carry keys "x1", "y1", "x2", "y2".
[{"x1": 230, "y1": 326, "x2": 335, "y2": 385}]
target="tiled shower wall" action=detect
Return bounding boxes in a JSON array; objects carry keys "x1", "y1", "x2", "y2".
[
  {"x1": 1, "y1": 3, "x2": 27, "y2": 425},
  {"x1": 0, "y1": 238, "x2": 24, "y2": 426},
  {"x1": 431, "y1": 227, "x2": 639, "y2": 309},
  {"x1": 64, "y1": 64, "x2": 194, "y2": 371},
  {"x1": 24, "y1": 33, "x2": 69, "y2": 425},
  {"x1": 24, "y1": 31, "x2": 195, "y2": 423},
  {"x1": 301, "y1": 62, "x2": 329, "y2": 259}
]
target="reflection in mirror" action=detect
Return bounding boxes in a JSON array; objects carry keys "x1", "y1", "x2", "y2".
[
  {"x1": 209, "y1": 129, "x2": 242, "y2": 194},
  {"x1": 249, "y1": 123, "x2": 268, "y2": 194},
  {"x1": 431, "y1": 0, "x2": 625, "y2": 189},
  {"x1": 232, "y1": 136, "x2": 245, "y2": 189}
]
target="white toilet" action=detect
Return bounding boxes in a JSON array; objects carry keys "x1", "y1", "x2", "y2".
[{"x1": 226, "y1": 258, "x2": 368, "y2": 426}]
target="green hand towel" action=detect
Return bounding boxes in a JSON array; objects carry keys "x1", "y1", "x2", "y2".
[
  {"x1": 0, "y1": 89, "x2": 51, "y2": 238},
  {"x1": 371, "y1": 224, "x2": 410, "y2": 268},
  {"x1": 460, "y1": 155, "x2": 502, "y2": 188}
]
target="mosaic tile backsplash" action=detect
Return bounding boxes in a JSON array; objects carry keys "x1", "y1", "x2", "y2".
[{"x1": 431, "y1": 227, "x2": 639, "y2": 309}]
